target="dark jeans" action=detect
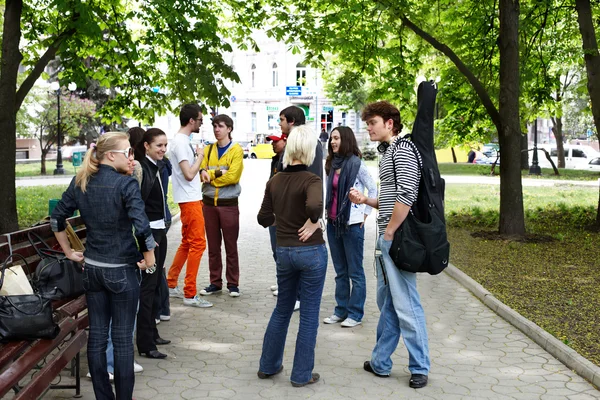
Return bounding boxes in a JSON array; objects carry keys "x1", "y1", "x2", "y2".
[
  {"x1": 137, "y1": 228, "x2": 167, "y2": 352},
  {"x1": 154, "y1": 269, "x2": 170, "y2": 319},
  {"x1": 259, "y1": 244, "x2": 327, "y2": 384},
  {"x1": 203, "y1": 204, "x2": 240, "y2": 288},
  {"x1": 326, "y1": 222, "x2": 366, "y2": 322},
  {"x1": 84, "y1": 264, "x2": 140, "y2": 400}
]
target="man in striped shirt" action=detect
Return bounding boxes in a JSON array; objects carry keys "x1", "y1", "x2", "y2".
[{"x1": 349, "y1": 101, "x2": 429, "y2": 389}]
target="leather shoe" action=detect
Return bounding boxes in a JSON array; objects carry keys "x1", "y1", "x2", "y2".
[
  {"x1": 155, "y1": 337, "x2": 171, "y2": 345},
  {"x1": 139, "y1": 350, "x2": 167, "y2": 359},
  {"x1": 409, "y1": 374, "x2": 428, "y2": 388},
  {"x1": 363, "y1": 361, "x2": 389, "y2": 378}
]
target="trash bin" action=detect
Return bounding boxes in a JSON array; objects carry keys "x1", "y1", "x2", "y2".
[
  {"x1": 48, "y1": 199, "x2": 60, "y2": 216},
  {"x1": 72, "y1": 151, "x2": 84, "y2": 167}
]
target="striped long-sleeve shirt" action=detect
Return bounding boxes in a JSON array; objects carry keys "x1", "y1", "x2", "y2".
[{"x1": 377, "y1": 138, "x2": 422, "y2": 236}]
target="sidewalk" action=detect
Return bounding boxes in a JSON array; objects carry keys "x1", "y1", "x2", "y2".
[{"x1": 50, "y1": 160, "x2": 599, "y2": 399}]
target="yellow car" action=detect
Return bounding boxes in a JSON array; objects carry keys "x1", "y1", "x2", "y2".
[{"x1": 249, "y1": 144, "x2": 275, "y2": 159}]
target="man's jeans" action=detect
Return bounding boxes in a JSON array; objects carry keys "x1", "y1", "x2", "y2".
[
  {"x1": 259, "y1": 244, "x2": 327, "y2": 385},
  {"x1": 371, "y1": 236, "x2": 430, "y2": 375},
  {"x1": 326, "y1": 222, "x2": 366, "y2": 322},
  {"x1": 84, "y1": 264, "x2": 140, "y2": 400}
]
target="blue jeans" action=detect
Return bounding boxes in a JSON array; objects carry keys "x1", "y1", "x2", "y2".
[
  {"x1": 84, "y1": 265, "x2": 140, "y2": 400},
  {"x1": 371, "y1": 236, "x2": 430, "y2": 375},
  {"x1": 326, "y1": 222, "x2": 366, "y2": 322},
  {"x1": 106, "y1": 294, "x2": 140, "y2": 374},
  {"x1": 259, "y1": 244, "x2": 327, "y2": 384}
]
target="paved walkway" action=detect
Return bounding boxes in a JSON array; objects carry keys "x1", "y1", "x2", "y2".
[{"x1": 52, "y1": 160, "x2": 599, "y2": 399}]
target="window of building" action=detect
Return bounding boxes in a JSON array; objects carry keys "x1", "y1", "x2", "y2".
[
  {"x1": 296, "y1": 63, "x2": 307, "y2": 86},
  {"x1": 251, "y1": 64, "x2": 256, "y2": 88},
  {"x1": 251, "y1": 112, "x2": 257, "y2": 132},
  {"x1": 272, "y1": 63, "x2": 278, "y2": 87}
]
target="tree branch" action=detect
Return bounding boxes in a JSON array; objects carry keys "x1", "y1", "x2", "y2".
[
  {"x1": 15, "y1": 27, "x2": 76, "y2": 110},
  {"x1": 398, "y1": 15, "x2": 502, "y2": 132}
]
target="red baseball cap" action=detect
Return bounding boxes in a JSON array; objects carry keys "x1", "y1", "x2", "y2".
[{"x1": 266, "y1": 132, "x2": 287, "y2": 141}]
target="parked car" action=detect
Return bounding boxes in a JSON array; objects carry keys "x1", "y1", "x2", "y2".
[
  {"x1": 249, "y1": 143, "x2": 275, "y2": 159},
  {"x1": 535, "y1": 145, "x2": 600, "y2": 169},
  {"x1": 61, "y1": 145, "x2": 88, "y2": 161},
  {"x1": 586, "y1": 157, "x2": 600, "y2": 171},
  {"x1": 236, "y1": 141, "x2": 250, "y2": 159}
]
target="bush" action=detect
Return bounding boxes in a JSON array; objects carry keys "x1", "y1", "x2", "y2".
[{"x1": 362, "y1": 146, "x2": 377, "y2": 161}]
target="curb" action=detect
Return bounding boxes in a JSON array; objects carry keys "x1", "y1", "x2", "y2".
[{"x1": 445, "y1": 264, "x2": 600, "y2": 388}]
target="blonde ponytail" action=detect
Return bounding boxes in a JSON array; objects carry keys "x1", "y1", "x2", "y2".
[{"x1": 76, "y1": 132, "x2": 129, "y2": 193}]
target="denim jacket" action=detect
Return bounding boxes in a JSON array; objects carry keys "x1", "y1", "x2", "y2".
[{"x1": 51, "y1": 164, "x2": 155, "y2": 264}]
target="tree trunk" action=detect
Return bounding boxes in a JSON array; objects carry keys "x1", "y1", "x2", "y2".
[
  {"x1": 520, "y1": 133, "x2": 528, "y2": 170},
  {"x1": 41, "y1": 149, "x2": 48, "y2": 175},
  {"x1": 0, "y1": 0, "x2": 24, "y2": 233},
  {"x1": 498, "y1": 0, "x2": 526, "y2": 236},
  {"x1": 451, "y1": 147, "x2": 457, "y2": 163},
  {"x1": 551, "y1": 117, "x2": 565, "y2": 168}
]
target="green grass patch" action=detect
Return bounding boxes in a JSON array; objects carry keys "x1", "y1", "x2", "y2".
[
  {"x1": 447, "y1": 183, "x2": 600, "y2": 366},
  {"x1": 16, "y1": 161, "x2": 78, "y2": 177},
  {"x1": 17, "y1": 183, "x2": 179, "y2": 229}
]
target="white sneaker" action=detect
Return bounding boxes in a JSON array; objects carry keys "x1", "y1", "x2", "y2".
[
  {"x1": 273, "y1": 290, "x2": 278, "y2": 296},
  {"x1": 159, "y1": 315, "x2": 170, "y2": 321},
  {"x1": 155, "y1": 319, "x2": 160, "y2": 325},
  {"x1": 341, "y1": 318, "x2": 362, "y2": 328},
  {"x1": 134, "y1": 361, "x2": 144, "y2": 373},
  {"x1": 270, "y1": 285, "x2": 278, "y2": 291},
  {"x1": 169, "y1": 286, "x2": 184, "y2": 298},
  {"x1": 86, "y1": 372, "x2": 114, "y2": 381},
  {"x1": 183, "y1": 295, "x2": 213, "y2": 308},
  {"x1": 294, "y1": 301, "x2": 300, "y2": 312},
  {"x1": 323, "y1": 314, "x2": 344, "y2": 324}
]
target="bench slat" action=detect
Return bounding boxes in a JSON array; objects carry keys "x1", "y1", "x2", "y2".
[
  {"x1": 0, "y1": 342, "x2": 31, "y2": 372},
  {"x1": 12, "y1": 330, "x2": 87, "y2": 400},
  {"x1": 0, "y1": 318, "x2": 78, "y2": 398}
]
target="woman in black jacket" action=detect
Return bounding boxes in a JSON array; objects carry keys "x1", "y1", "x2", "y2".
[{"x1": 135, "y1": 128, "x2": 171, "y2": 359}]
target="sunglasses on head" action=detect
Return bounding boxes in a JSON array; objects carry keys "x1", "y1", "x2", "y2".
[{"x1": 110, "y1": 147, "x2": 134, "y2": 158}]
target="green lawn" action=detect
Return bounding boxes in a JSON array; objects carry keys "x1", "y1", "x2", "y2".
[
  {"x1": 16, "y1": 161, "x2": 78, "y2": 177},
  {"x1": 446, "y1": 183, "x2": 600, "y2": 367}
]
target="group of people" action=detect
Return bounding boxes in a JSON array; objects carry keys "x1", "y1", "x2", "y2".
[
  {"x1": 256, "y1": 102, "x2": 429, "y2": 389},
  {"x1": 50, "y1": 100, "x2": 431, "y2": 398}
]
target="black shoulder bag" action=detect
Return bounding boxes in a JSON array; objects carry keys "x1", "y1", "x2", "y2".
[
  {"x1": 389, "y1": 140, "x2": 450, "y2": 275},
  {"x1": 0, "y1": 254, "x2": 60, "y2": 341},
  {"x1": 27, "y1": 232, "x2": 84, "y2": 300}
]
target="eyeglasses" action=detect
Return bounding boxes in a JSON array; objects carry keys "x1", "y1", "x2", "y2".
[
  {"x1": 195, "y1": 118, "x2": 203, "y2": 123},
  {"x1": 110, "y1": 147, "x2": 134, "y2": 158}
]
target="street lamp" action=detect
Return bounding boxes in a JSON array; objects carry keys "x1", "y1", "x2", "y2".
[
  {"x1": 529, "y1": 118, "x2": 542, "y2": 175},
  {"x1": 50, "y1": 81, "x2": 76, "y2": 175}
]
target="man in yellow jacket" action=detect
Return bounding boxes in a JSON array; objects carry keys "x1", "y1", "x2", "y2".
[{"x1": 199, "y1": 114, "x2": 244, "y2": 297}]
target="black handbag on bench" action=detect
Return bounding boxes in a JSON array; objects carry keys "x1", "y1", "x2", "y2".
[
  {"x1": 0, "y1": 254, "x2": 60, "y2": 341},
  {"x1": 27, "y1": 232, "x2": 84, "y2": 300}
]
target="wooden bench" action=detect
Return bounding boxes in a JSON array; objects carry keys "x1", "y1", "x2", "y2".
[{"x1": 0, "y1": 216, "x2": 88, "y2": 399}]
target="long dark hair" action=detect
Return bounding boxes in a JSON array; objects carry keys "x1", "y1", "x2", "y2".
[
  {"x1": 136, "y1": 128, "x2": 167, "y2": 160},
  {"x1": 325, "y1": 126, "x2": 362, "y2": 176},
  {"x1": 128, "y1": 127, "x2": 146, "y2": 161}
]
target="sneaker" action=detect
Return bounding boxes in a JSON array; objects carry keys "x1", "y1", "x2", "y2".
[
  {"x1": 159, "y1": 315, "x2": 170, "y2": 321},
  {"x1": 134, "y1": 361, "x2": 144, "y2": 373},
  {"x1": 183, "y1": 295, "x2": 213, "y2": 308},
  {"x1": 86, "y1": 372, "x2": 114, "y2": 381},
  {"x1": 341, "y1": 318, "x2": 362, "y2": 328},
  {"x1": 169, "y1": 286, "x2": 184, "y2": 298},
  {"x1": 323, "y1": 314, "x2": 344, "y2": 324},
  {"x1": 294, "y1": 301, "x2": 300, "y2": 312},
  {"x1": 155, "y1": 319, "x2": 160, "y2": 325},
  {"x1": 270, "y1": 285, "x2": 278, "y2": 291},
  {"x1": 199, "y1": 284, "x2": 222, "y2": 295},
  {"x1": 228, "y1": 287, "x2": 240, "y2": 297},
  {"x1": 273, "y1": 290, "x2": 278, "y2": 296},
  {"x1": 409, "y1": 374, "x2": 428, "y2": 388}
]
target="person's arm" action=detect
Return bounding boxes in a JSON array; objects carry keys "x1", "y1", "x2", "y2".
[
  {"x1": 50, "y1": 179, "x2": 84, "y2": 262},
  {"x1": 179, "y1": 144, "x2": 203, "y2": 181},
  {"x1": 122, "y1": 178, "x2": 156, "y2": 267},
  {"x1": 212, "y1": 146, "x2": 244, "y2": 187},
  {"x1": 349, "y1": 187, "x2": 378, "y2": 209},
  {"x1": 54, "y1": 230, "x2": 84, "y2": 262},
  {"x1": 298, "y1": 176, "x2": 323, "y2": 242},
  {"x1": 384, "y1": 144, "x2": 420, "y2": 240},
  {"x1": 257, "y1": 180, "x2": 275, "y2": 227},
  {"x1": 357, "y1": 163, "x2": 378, "y2": 216}
]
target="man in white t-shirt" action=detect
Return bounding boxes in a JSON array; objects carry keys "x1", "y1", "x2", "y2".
[{"x1": 166, "y1": 103, "x2": 213, "y2": 308}]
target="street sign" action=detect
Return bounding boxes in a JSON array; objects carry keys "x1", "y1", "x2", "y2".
[{"x1": 286, "y1": 86, "x2": 302, "y2": 96}]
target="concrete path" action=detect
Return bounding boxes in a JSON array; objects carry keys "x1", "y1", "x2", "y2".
[{"x1": 51, "y1": 160, "x2": 599, "y2": 399}]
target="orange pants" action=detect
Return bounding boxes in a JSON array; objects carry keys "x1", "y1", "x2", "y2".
[{"x1": 167, "y1": 201, "x2": 206, "y2": 298}]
